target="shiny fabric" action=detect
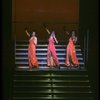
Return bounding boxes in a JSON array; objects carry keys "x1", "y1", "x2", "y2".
[
  {"x1": 65, "y1": 37, "x2": 79, "y2": 66},
  {"x1": 28, "y1": 37, "x2": 38, "y2": 68},
  {"x1": 47, "y1": 37, "x2": 59, "y2": 66}
]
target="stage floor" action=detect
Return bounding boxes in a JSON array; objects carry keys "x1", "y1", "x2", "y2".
[{"x1": 15, "y1": 66, "x2": 86, "y2": 71}]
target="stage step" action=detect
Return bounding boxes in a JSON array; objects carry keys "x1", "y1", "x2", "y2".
[
  {"x1": 15, "y1": 52, "x2": 83, "y2": 56},
  {"x1": 12, "y1": 71, "x2": 94, "y2": 100},
  {"x1": 15, "y1": 40, "x2": 85, "y2": 70}
]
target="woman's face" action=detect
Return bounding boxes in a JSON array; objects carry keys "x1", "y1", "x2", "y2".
[
  {"x1": 32, "y1": 32, "x2": 35, "y2": 36},
  {"x1": 72, "y1": 31, "x2": 75, "y2": 36},
  {"x1": 52, "y1": 31, "x2": 55, "y2": 34},
  {"x1": 51, "y1": 31, "x2": 55, "y2": 37}
]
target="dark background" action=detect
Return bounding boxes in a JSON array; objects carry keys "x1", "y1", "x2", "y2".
[
  {"x1": 2, "y1": 0, "x2": 98, "y2": 100},
  {"x1": 12, "y1": 0, "x2": 79, "y2": 41}
]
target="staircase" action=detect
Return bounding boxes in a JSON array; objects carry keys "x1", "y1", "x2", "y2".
[
  {"x1": 12, "y1": 40, "x2": 94, "y2": 100},
  {"x1": 15, "y1": 40, "x2": 85, "y2": 71},
  {"x1": 13, "y1": 71, "x2": 94, "y2": 100}
]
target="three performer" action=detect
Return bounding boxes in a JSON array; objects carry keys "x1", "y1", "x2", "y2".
[{"x1": 25, "y1": 26, "x2": 79, "y2": 70}]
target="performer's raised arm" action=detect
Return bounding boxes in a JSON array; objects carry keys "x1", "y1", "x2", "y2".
[
  {"x1": 63, "y1": 26, "x2": 69, "y2": 36},
  {"x1": 25, "y1": 28, "x2": 30, "y2": 37},
  {"x1": 65, "y1": 31, "x2": 70, "y2": 35},
  {"x1": 43, "y1": 24, "x2": 50, "y2": 34},
  {"x1": 73, "y1": 36, "x2": 77, "y2": 44},
  {"x1": 75, "y1": 37, "x2": 77, "y2": 42},
  {"x1": 52, "y1": 33, "x2": 58, "y2": 44},
  {"x1": 72, "y1": 31, "x2": 78, "y2": 44},
  {"x1": 34, "y1": 37, "x2": 37, "y2": 45},
  {"x1": 45, "y1": 28, "x2": 51, "y2": 34}
]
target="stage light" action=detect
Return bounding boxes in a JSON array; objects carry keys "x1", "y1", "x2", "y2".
[
  {"x1": 53, "y1": 79, "x2": 56, "y2": 81},
  {"x1": 48, "y1": 89, "x2": 51, "y2": 92},
  {"x1": 48, "y1": 95, "x2": 52, "y2": 97},
  {"x1": 47, "y1": 78, "x2": 50, "y2": 81},
  {"x1": 51, "y1": 73, "x2": 54, "y2": 76},
  {"x1": 47, "y1": 74, "x2": 50, "y2": 76},
  {"x1": 53, "y1": 84, "x2": 55, "y2": 86},
  {"x1": 53, "y1": 95, "x2": 56, "y2": 97}
]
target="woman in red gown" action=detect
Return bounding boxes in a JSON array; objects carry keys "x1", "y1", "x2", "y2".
[
  {"x1": 25, "y1": 29, "x2": 38, "y2": 70},
  {"x1": 44, "y1": 26, "x2": 60, "y2": 68},
  {"x1": 65, "y1": 31, "x2": 79, "y2": 66}
]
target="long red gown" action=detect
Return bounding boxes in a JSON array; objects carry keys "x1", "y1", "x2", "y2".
[
  {"x1": 65, "y1": 37, "x2": 79, "y2": 66},
  {"x1": 47, "y1": 37, "x2": 59, "y2": 67},
  {"x1": 28, "y1": 37, "x2": 38, "y2": 69}
]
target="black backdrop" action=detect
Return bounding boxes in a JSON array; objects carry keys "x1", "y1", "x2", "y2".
[
  {"x1": 79, "y1": 0, "x2": 98, "y2": 100},
  {"x1": 2, "y1": 0, "x2": 98, "y2": 100}
]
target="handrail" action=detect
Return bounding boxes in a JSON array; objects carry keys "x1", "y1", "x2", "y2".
[
  {"x1": 84, "y1": 30, "x2": 89, "y2": 68},
  {"x1": 86, "y1": 30, "x2": 89, "y2": 62},
  {"x1": 84, "y1": 33, "x2": 86, "y2": 67}
]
